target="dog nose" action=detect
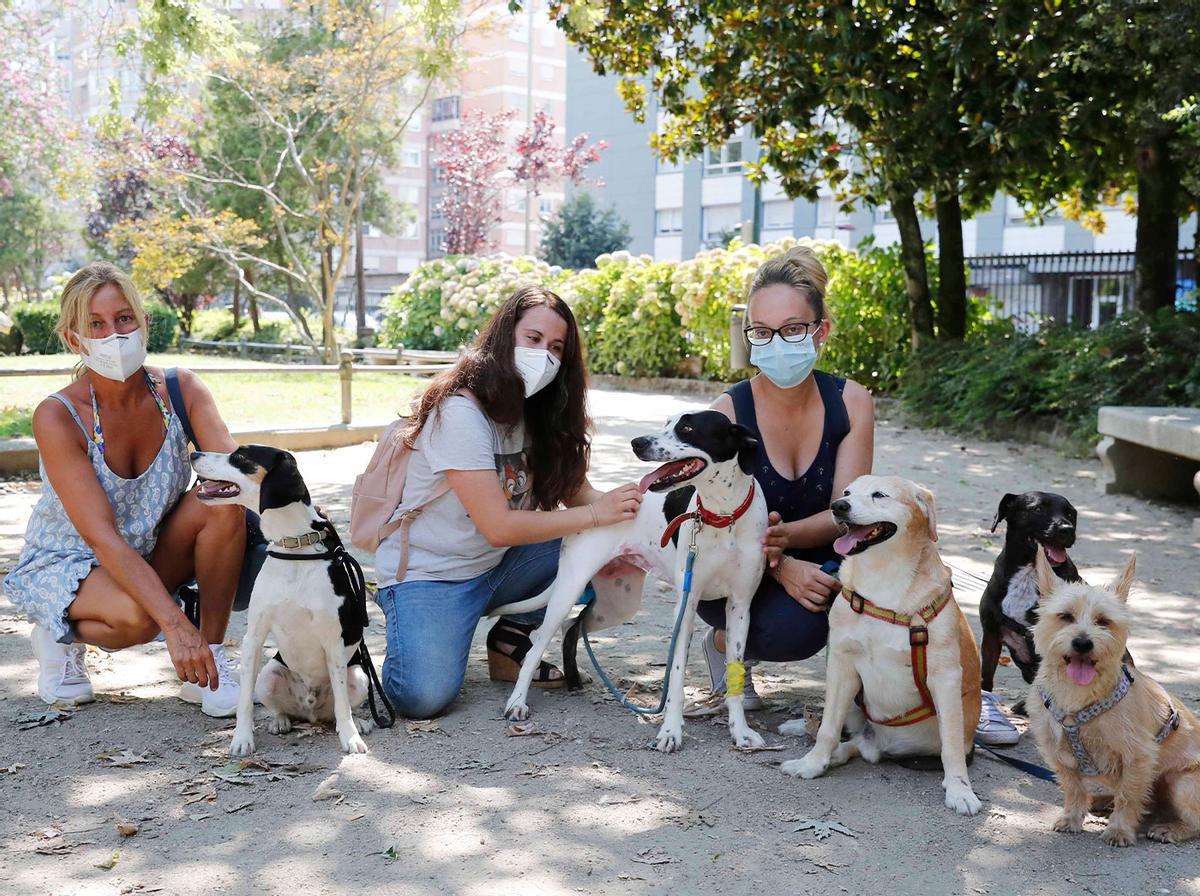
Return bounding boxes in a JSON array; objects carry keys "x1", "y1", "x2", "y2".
[
  {"x1": 631, "y1": 437, "x2": 650, "y2": 453},
  {"x1": 831, "y1": 499, "x2": 850, "y2": 516},
  {"x1": 1071, "y1": 635, "x2": 1094, "y2": 655},
  {"x1": 189, "y1": 451, "x2": 200, "y2": 462}
]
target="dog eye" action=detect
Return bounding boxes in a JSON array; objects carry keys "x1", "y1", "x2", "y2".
[
  {"x1": 680, "y1": 425, "x2": 692, "y2": 433},
  {"x1": 1058, "y1": 612, "x2": 1075, "y2": 623},
  {"x1": 871, "y1": 491, "x2": 887, "y2": 500},
  {"x1": 1096, "y1": 616, "x2": 1110, "y2": 627}
]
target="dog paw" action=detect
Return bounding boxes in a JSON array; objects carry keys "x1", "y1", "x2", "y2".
[
  {"x1": 504, "y1": 701, "x2": 530, "y2": 722},
  {"x1": 1146, "y1": 823, "x2": 1189, "y2": 844},
  {"x1": 229, "y1": 733, "x2": 256, "y2": 757},
  {"x1": 1101, "y1": 823, "x2": 1136, "y2": 847},
  {"x1": 778, "y1": 719, "x2": 809, "y2": 737},
  {"x1": 944, "y1": 784, "x2": 982, "y2": 817},
  {"x1": 1051, "y1": 811, "x2": 1085, "y2": 834},
  {"x1": 731, "y1": 726, "x2": 766, "y2": 750},
  {"x1": 266, "y1": 715, "x2": 293, "y2": 736},
  {"x1": 781, "y1": 752, "x2": 827, "y2": 780},
  {"x1": 654, "y1": 726, "x2": 684, "y2": 754},
  {"x1": 340, "y1": 732, "x2": 369, "y2": 755},
  {"x1": 354, "y1": 716, "x2": 377, "y2": 736}
]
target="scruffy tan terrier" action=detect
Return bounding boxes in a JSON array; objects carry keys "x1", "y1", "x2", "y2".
[{"x1": 1028, "y1": 548, "x2": 1200, "y2": 846}]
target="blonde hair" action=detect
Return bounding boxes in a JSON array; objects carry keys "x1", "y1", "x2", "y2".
[
  {"x1": 55, "y1": 262, "x2": 148, "y2": 354},
  {"x1": 747, "y1": 245, "x2": 829, "y2": 321}
]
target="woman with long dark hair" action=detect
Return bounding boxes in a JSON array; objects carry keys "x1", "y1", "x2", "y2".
[{"x1": 374, "y1": 285, "x2": 642, "y2": 718}]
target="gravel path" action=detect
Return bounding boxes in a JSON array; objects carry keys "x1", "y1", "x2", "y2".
[{"x1": 1, "y1": 387, "x2": 1197, "y2": 895}]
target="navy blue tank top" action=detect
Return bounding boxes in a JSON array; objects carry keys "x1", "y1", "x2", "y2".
[{"x1": 726, "y1": 371, "x2": 850, "y2": 565}]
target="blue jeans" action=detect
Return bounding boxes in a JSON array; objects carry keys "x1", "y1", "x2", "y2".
[
  {"x1": 696, "y1": 571, "x2": 829, "y2": 663},
  {"x1": 375, "y1": 539, "x2": 561, "y2": 719}
]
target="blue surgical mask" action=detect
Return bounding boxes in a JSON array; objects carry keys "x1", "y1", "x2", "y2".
[{"x1": 750, "y1": 335, "x2": 818, "y2": 389}]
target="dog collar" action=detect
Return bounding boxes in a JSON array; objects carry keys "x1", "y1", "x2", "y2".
[
  {"x1": 1038, "y1": 665, "x2": 1178, "y2": 775},
  {"x1": 270, "y1": 529, "x2": 328, "y2": 549},
  {"x1": 659, "y1": 482, "x2": 756, "y2": 549}
]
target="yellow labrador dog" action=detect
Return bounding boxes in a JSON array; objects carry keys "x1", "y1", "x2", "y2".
[{"x1": 781, "y1": 475, "x2": 983, "y2": 815}]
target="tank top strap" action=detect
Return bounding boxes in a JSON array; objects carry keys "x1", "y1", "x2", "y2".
[
  {"x1": 725, "y1": 379, "x2": 760, "y2": 434},
  {"x1": 48, "y1": 393, "x2": 91, "y2": 441},
  {"x1": 813, "y1": 371, "x2": 851, "y2": 443}
]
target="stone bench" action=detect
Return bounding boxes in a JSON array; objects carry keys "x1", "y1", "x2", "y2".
[{"x1": 1096, "y1": 407, "x2": 1200, "y2": 534}]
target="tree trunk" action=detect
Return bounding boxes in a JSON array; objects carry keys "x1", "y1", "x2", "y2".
[
  {"x1": 232, "y1": 272, "x2": 241, "y2": 330},
  {"x1": 322, "y1": 241, "x2": 337, "y2": 362},
  {"x1": 890, "y1": 190, "x2": 935, "y2": 351},
  {"x1": 1134, "y1": 131, "x2": 1180, "y2": 314},
  {"x1": 247, "y1": 267, "x2": 260, "y2": 333},
  {"x1": 355, "y1": 200, "x2": 367, "y2": 341},
  {"x1": 935, "y1": 189, "x2": 968, "y2": 340}
]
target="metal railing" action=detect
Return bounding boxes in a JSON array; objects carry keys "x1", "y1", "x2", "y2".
[{"x1": 177, "y1": 337, "x2": 459, "y2": 366}]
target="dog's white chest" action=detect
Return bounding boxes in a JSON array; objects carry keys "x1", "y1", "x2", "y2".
[
  {"x1": 1002, "y1": 565, "x2": 1039, "y2": 620},
  {"x1": 250, "y1": 558, "x2": 354, "y2": 680}
]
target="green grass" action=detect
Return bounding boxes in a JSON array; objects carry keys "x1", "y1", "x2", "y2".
[{"x1": 0, "y1": 352, "x2": 425, "y2": 439}]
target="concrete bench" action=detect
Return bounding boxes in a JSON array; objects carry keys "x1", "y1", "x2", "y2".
[{"x1": 1096, "y1": 407, "x2": 1200, "y2": 534}]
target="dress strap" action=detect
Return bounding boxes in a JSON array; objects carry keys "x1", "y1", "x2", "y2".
[
  {"x1": 88, "y1": 372, "x2": 172, "y2": 457},
  {"x1": 47, "y1": 393, "x2": 92, "y2": 441},
  {"x1": 725, "y1": 379, "x2": 759, "y2": 432}
]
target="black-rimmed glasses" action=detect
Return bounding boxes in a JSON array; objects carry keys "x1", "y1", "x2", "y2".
[{"x1": 743, "y1": 320, "x2": 823, "y2": 346}]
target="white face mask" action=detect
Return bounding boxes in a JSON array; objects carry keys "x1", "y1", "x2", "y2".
[
  {"x1": 513, "y1": 346, "x2": 561, "y2": 398},
  {"x1": 75, "y1": 329, "x2": 147, "y2": 382}
]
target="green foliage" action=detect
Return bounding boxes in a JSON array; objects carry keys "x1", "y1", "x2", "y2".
[
  {"x1": 0, "y1": 406, "x2": 33, "y2": 438},
  {"x1": 145, "y1": 302, "x2": 178, "y2": 352},
  {"x1": 190, "y1": 308, "x2": 321, "y2": 346},
  {"x1": 900, "y1": 310, "x2": 1200, "y2": 452},
  {"x1": 540, "y1": 192, "x2": 632, "y2": 269},
  {"x1": 11, "y1": 300, "x2": 61, "y2": 354}
]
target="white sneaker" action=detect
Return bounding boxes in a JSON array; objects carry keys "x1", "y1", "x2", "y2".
[
  {"x1": 975, "y1": 689, "x2": 1020, "y2": 746},
  {"x1": 31, "y1": 625, "x2": 94, "y2": 706},
  {"x1": 702, "y1": 627, "x2": 764, "y2": 711},
  {"x1": 179, "y1": 644, "x2": 241, "y2": 718}
]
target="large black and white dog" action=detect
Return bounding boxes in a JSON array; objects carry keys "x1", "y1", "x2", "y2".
[
  {"x1": 980, "y1": 491, "x2": 1081, "y2": 702},
  {"x1": 192, "y1": 446, "x2": 378, "y2": 755},
  {"x1": 491, "y1": 410, "x2": 768, "y2": 753}
]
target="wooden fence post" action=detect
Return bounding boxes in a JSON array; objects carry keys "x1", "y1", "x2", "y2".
[{"x1": 339, "y1": 351, "x2": 354, "y2": 425}]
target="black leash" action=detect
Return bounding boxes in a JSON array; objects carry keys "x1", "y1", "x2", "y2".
[
  {"x1": 267, "y1": 527, "x2": 396, "y2": 730},
  {"x1": 973, "y1": 739, "x2": 1057, "y2": 782}
]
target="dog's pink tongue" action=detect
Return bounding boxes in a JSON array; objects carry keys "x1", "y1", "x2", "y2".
[
  {"x1": 1067, "y1": 658, "x2": 1097, "y2": 686},
  {"x1": 834, "y1": 524, "x2": 872, "y2": 556},
  {"x1": 1045, "y1": 544, "x2": 1068, "y2": 565}
]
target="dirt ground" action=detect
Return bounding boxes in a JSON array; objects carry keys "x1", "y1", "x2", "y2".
[{"x1": 1, "y1": 387, "x2": 1198, "y2": 896}]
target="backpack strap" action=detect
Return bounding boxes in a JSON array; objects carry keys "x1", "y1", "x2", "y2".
[{"x1": 165, "y1": 367, "x2": 199, "y2": 450}]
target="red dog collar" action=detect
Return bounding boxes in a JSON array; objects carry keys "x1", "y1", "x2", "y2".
[{"x1": 659, "y1": 482, "x2": 756, "y2": 549}]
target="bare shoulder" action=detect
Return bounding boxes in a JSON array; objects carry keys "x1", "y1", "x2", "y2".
[
  {"x1": 32, "y1": 395, "x2": 85, "y2": 449},
  {"x1": 710, "y1": 391, "x2": 735, "y2": 420},
  {"x1": 842, "y1": 379, "x2": 874, "y2": 417}
]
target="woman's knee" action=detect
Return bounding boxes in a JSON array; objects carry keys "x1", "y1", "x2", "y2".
[{"x1": 381, "y1": 653, "x2": 463, "y2": 720}]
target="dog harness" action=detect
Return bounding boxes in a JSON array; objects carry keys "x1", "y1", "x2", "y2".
[
  {"x1": 659, "y1": 482, "x2": 756, "y2": 549},
  {"x1": 842, "y1": 586, "x2": 953, "y2": 726},
  {"x1": 1038, "y1": 665, "x2": 1181, "y2": 776}
]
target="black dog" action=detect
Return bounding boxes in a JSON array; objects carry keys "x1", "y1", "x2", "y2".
[{"x1": 980, "y1": 491, "x2": 1081, "y2": 709}]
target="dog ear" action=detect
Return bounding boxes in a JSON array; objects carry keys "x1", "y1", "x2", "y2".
[
  {"x1": 1034, "y1": 546, "x2": 1058, "y2": 600},
  {"x1": 1109, "y1": 553, "x2": 1136, "y2": 603},
  {"x1": 732, "y1": 424, "x2": 758, "y2": 476},
  {"x1": 259, "y1": 450, "x2": 310, "y2": 513},
  {"x1": 990, "y1": 493, "x2": 1018, "y2": 533},
  {"x1": 914, "y1": 485, "x2": 938, "y2": 542}
]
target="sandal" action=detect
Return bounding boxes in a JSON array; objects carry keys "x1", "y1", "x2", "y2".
[{"x1": 486, "y1": 620, "x2": 566, "y2": 689}]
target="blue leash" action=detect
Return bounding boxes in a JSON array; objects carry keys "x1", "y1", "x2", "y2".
[
  {"x1": 581, "y1": 533, "x2": 699, "y2": 716},
  {"x1": 974, "y1": 740, "x2": 1058, "y2": 782}
]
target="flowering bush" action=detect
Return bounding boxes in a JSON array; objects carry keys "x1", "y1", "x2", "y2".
[{"x1": 379, "y1": 255, "x2": 565, "y2": 351}]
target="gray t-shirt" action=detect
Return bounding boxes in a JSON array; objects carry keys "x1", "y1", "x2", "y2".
[{"x1": 375, "y1": 395, "x2": 532, "y2": 586}]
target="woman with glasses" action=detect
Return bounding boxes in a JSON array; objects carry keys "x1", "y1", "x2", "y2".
[{"x1": 698, "y1": 245, "x2": 874, "y2": 707}]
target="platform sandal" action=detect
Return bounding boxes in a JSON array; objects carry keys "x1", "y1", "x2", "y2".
[{"x1": 486, "y1": 620, "x2": 566, "y2": 689}]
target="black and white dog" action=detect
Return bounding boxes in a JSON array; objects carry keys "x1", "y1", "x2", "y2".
[
  {"x1": 191, "y1": 446, "x2": 379, "y2": 755},
  {"x1": 491, "y1": 411, "x2": 768, "y2": 753},
  {"x1": 980, "y1": 491, "x2": 1081, "y2": 701}
]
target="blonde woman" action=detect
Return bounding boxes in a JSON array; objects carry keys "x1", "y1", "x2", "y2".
[
  {"x1": 5, "y1": 263, "x2": 245, "y2": 716},
  {"x1": 699, "y1": 246, "x2": 875, "y2": 705}
]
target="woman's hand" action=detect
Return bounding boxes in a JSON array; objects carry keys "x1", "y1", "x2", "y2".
[
  {"x1": 163, "y1": 621, "x2": 218, "y2": 689},
  {"x1": 591, "y1": 483, "x2": 643, "y2": 527},
  {"x1": 761, "y1": 511, "x2": 790, "y2": 568},
  {"x1": 772, "y1": 557, "x2": 840, "y2": 613}
]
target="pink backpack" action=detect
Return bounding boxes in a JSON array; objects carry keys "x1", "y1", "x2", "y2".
[{"x1": 349, "y1": 393, "x2": 479, "y2": 580}]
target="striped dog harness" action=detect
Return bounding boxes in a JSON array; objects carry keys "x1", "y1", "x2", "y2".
[
  {"x1": 842, "y1": 586, "x2": 953, "y2": 727},
  {"x1": 1038, "y1": 665, "x2": 1180, "y2": 776}
]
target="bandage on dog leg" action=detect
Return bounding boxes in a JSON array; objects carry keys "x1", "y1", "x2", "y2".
[{"x1": 726, "y1": 660, "x2": 746, "y2": 698}]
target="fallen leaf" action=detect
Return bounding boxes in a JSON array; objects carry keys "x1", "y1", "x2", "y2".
[
  {"x1": 32, "y1": 824, "x2": 64, "y2": 841},
  {"x1": 382, "y1": 846, "x2": 399, "y2": 862},
  {"x1": 505, "y1": 722, "x2": 536, "y2": 737},
  {"x1": 518, "y1": 762, "x2": 553, "y2": 778},
  {"x1": 114, "y1": 818, "x2": 139, "y2": 837},
  {"x1": 180, "y1": 780, "x2": 217, "y2": 805},
  {"x1": 404, "y1": 719, "x2": 445, "y2": 737},
  {"x1": 98, "y1": 750, "x2": 152, "y2": 768},
  {"x1": 15, "y1": 709, "x2": 72, "y2": 730},
  {"x1": 224, "y1": 801, "x2": 255, "y2": 814},
  {"x1": 103, "y1": 692, "x2": 139, "y2": 704},
  {"x1": 35, "y1": 839, "x2": 94, "y2": 856},
  {"x1": 95, "y1": 851, "x2": 120, "y2": 871},
  {"x1": 631, "y1": 846, "x2": 679, "y2": 866},
  {"x1": 733, "y1": 742, "x2": 785, "y2": 753},
  {"x1": 311, "y1": 774, "x2": 342, "y2": 802},
  {"x1": 791, "y1": 817, "x2": 857, "y2": 841},
  {"x1": 1, "y1": 763, "x2": 24, "y2": 775},
  {"x1": 186, "y1": 813, "x2": 212, "y2": 822}
]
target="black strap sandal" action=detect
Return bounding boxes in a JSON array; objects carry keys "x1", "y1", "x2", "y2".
[{"x1": 486, "y1": 620, "x2": 566, "y2": 689}]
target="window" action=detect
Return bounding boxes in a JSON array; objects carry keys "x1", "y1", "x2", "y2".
[
  {"x1": 407, "y1": 110, "x2": 422, "y2": 132},
  {"x1": 400, "y1": 218, "x2": 419, "y2": 240},
  {"x1": 539, "y1": 196, "x2": 554, "y2": 216},
  {"x1": 875, "y1": 205, "x2": 896, "y2": 224},
  {"x1": 704, "y1": 141, "x2": 743, "y2": 176},
  {"x1": 431, "y1": 95, "x2": 460, "y2": 122},
  {"x1": 656, "y1": 208, "x2": 683, "y2": 235},
  {"x1": 401, "y1": 148, "x2": 421, "y2": 168},
  {"x1": 762, "y1": 200, "x2": 793, "y2": 231},
  {"x1": 816, "y1": 196, "x2": 837, "y2": 228},
  {"x1": 510, "y1": 54, "x2": 528, "y2": 75},
  {"x1": 702, "y1": 204, "x2": 742, "y2": 244},
  {"x1": 432, "y1": 165, "x2": 448, "y2": 185}
]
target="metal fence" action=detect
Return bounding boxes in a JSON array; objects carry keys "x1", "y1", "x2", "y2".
[{"x1": 965, "y1": 250, "x2": 1196, "y2": 331}]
